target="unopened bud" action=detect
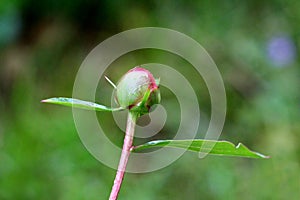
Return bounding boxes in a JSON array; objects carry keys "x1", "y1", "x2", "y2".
[{"x1": 115, "y1": 67, "x2": 160, "y2": 114}]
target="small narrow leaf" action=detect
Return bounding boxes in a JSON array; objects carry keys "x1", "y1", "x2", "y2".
[
  {"x1": 105, "y1": 76, "x2": 117, "y2": 89},
  {"x1": 132, "y1": 139, "x2": 269, "y2": 159},
  {"x1": 41, "y1": 97, "x2": 123, "y2": 112}
]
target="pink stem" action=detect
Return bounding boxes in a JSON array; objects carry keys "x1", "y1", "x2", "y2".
[{"x1": 109, "y1": 112, "x2": 138, "y2": 200}]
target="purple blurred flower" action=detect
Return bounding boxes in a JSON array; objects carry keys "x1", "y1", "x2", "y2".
[{"x1": 267, "y1": 36, "x2": 297, "y2": 67}]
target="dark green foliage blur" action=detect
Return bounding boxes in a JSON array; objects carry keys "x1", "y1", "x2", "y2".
[{"x1": 0, "y1": 0, "x2": 299, "y2": 199}]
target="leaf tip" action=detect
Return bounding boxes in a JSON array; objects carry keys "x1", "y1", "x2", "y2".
[
  {"x1": 256, "y1": 152, "x2": 271, "y2": 159},
  {"x1": 41, "y1": 99, "x2": 50, "y2": 103},
  {"x1": 237, "y1": 143, "x2": 270, "y2": 159}
]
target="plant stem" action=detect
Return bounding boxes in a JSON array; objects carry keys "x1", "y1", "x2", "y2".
[{"x1": 109, "y1": 111, "x2": 138, "y2": 200}]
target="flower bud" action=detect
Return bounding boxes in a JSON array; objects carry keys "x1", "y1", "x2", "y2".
[{"x1": 115, "y1": 67, "x2": 160, "y2": 114}]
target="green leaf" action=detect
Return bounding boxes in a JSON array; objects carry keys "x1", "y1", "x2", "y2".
[
  {"x1": 132, "y1": 139, "x2": 269, "y2": 159},
  {"x1": 155, "y1": 78, "x2": 160, "y2": 86},
  {"x1": 41, "y1": 97, "x2": 123, "y2": 112}
]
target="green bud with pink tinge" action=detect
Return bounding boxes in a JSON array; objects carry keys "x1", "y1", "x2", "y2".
[{"x1": 115, "y1": 67, "x2": 160, "y2": 115}]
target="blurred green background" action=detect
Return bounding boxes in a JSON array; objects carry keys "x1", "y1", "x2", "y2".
[{"x1": 0, "y1": 0, "x2": 299, "y2": 199}]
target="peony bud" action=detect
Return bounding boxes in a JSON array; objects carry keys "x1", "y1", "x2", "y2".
[{"x1": 115, "y1": 67, "x2": 160, "y2": 114}]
